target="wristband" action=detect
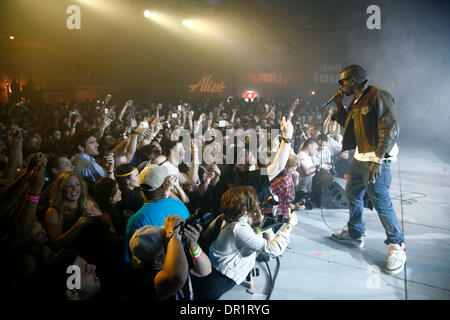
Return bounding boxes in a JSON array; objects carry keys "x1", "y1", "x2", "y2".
[
  {"x1": 205, "y1": 179, "x2": 211, "y2": 185},
  {"x1": 191, "y1": 249, "x2": 203, "y2": 260},
  {"x1": 282, "y1": 137, "x2": 292, "y2": 144},
  {"x1": 189, "y1": 244, "x2": 201, "y2": 256},
  {"x1": 164, "y1": 190, "x2": 170, "y2": 197},
  {"x1": 26, "y1": 195, "x2": 40, "y2": 203},
  {"x1": 189, "y1": 246, "x2": 203, "y2": 260}
]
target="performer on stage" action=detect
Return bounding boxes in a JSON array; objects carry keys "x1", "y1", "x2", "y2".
[{"x1": 330, "y1": 64, "x2": 406, "y2": 275}]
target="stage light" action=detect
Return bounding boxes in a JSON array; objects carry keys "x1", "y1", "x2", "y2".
[
  {"x1": 182, "y1": 20, "x2": 194, "y2": 27},
  {"x1": 9, "y1": 35, "x2": 15, "y2": 40},
  {"x1": 311, "y1": 90, "x2": 316, "y2": 95},
  {"x1": 243, "y1": 90, "x2": 258, "y2": 102},
  {"x1": 144, "y1": 10, "x2": 153, "y2": 19}
]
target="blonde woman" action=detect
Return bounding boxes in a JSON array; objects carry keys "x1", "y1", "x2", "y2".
[{"x1": 44, "y1": 172, "x2": 102, "y2": 248}]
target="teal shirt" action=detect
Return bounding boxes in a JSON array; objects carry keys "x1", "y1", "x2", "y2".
[{"x1": 124, "y1": 198, "x2": 190, "y2": 262}]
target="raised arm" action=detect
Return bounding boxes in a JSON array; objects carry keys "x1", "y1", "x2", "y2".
[
  {"x1": 154, "y1": 215, "x2": 189, "y2": 300},
  {"x1": 118, "y1": 100, "x2": 133, "y2": 123},
  {"x1": 267, "y1": 116, "x2": 294, "y2": 181},
  {"x1": 184, "y1": 224, "x2": 212, "y2": 278},
  {"x1": 323, "y1": 108, "x2": 334, "y2": 134},
  {"x1": 2, "y1": 154, "x2": 47, "y2": 256},
  {"x1": 98, "y1": 118, "x2": 114, "y2": 140},
  {"x1": 2, "y1": 132, "x2": 23, "y2": 179},
  {"x1": 229, "y1": 107, "x2": 237, "y2": 124}
]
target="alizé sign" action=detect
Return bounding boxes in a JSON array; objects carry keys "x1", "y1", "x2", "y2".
[{"x1": 189, "y1": 74, "x2": 226, "y2": 93}]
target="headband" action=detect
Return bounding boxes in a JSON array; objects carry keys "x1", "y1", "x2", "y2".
[{"x1": 116, "y1": 168, "x2": 138, "y2": 178}]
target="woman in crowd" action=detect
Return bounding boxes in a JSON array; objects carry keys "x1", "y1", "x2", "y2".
[
  {"x1": 195, "y1": 186, "x2": 297, "y2": 300},
  {"x1": 115, "y1": 163, "x2": 145, "y2": 222},
  {"x1": 44, "y1": 171, "x2": 103, "y2": 248},
  {"x1": 92, "y1": 177, "x2": 124, "y2": 236}
]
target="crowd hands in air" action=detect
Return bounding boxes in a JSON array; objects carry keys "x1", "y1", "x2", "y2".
[{"x1": 0, "y1": 89, "x2": 350, "y2": 300}]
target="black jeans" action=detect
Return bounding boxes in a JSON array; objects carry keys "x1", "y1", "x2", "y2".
[{"x1": 194, "y1": 268, "x2": 237, "y2": 300}]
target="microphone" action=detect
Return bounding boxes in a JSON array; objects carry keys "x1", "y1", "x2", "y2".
[
  {"x1": 320, "y1": 96, "x2": 335, "y2": 108},
  {"x1": 320, "y1": 89, "x2": 343, "y2": 108}
]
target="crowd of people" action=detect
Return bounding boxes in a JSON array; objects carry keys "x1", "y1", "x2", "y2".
[{"x1": 0, "y1": 84, "x2": 351, "y2": 300}]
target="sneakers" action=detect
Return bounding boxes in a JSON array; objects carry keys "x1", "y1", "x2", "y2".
[
  {"x1": 386, "y1": 243, "x2": 406, "y2": 275},
  {"x1": 331, "y1": 229, "x2": 365, "y2": 248},
  {"x1": 331, "y1": 231, "x2": 406, "y2": 275}
]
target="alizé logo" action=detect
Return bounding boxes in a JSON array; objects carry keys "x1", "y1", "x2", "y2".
[{"x1": 188, "y1": 74, "x2": 226, "y2": 93}]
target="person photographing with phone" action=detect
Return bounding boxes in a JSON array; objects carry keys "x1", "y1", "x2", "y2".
[
  {"x1": 195, "y1": 186, "x2": 297, "y2": 300},
  {"x1": 328, "y1": 65, "x2": 405, "y2": 275}
]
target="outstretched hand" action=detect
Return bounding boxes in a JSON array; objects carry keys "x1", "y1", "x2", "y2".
[
  {"x1": 280, "y1": 116, "x2": 293, "y2": 139},
  {"x1": 29, "y1": 154, "x2": 47, "y2": 195}
]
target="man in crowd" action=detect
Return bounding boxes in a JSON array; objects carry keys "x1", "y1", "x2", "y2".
[
  {"x1": 123, "y1": 165, "x2": 190, "y2": 264},
  {"x1": 34, "y1": 249, "x2": 102, "y2": 300},
  {"x1": 296, "y1": 138, "x2": 332, "y2": 201},
  {"x1": 72, "y1": 130, "x2": 115, "y2": 185},
  {"x1": 124, "y1": 215, "x2": 211, "y2": 300},
  {"x1": 270, "y1": 153, "x2": 301, "y2": 218},
  {"x1": 312, "y1": 134, "x2": 333, "y2": 170}
]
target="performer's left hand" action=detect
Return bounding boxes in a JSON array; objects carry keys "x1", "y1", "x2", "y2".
[{"x1": 368, "y1": 162, "x2": 382, "y2": 183}]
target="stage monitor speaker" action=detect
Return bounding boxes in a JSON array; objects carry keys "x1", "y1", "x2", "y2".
[
  {"x1": 311, "y1": 171, "x2": 347, "y2": 209},
  {"x1": 319, "y1": 181, "x2": 348, "y2": 209},
  {"x1": 311, "y1": 169, "x2": 334, "y2": 193}
]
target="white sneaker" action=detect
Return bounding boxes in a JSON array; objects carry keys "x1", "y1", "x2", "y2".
[
  {"x1": 331, "y1": 229, "x2": 365, "y2": 248},
  {"x1": 386, "y1": 243, "x2": 406, "y2": 275}
]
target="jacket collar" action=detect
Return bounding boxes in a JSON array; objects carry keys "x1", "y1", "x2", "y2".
[{"x1": 351, "y1": 81, "x2": 371, "y2": 106}]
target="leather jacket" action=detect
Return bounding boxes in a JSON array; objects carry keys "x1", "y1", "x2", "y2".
[{"x1": 332, "y1": 83, "x2": 399, "y2": 158}]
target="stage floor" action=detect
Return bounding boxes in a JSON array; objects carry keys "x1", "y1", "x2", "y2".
[{"x1": 220, "y1": 145, "x2": 450, "y2": 300}]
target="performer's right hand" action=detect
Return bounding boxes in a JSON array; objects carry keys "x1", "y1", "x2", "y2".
[{"x1": 332, "y1": 88, "x2": 344, "y2": 105}]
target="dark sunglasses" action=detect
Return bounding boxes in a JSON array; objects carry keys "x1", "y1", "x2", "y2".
[{"x1": 338, "y1": 77, "x2": 351, "y2": 86}]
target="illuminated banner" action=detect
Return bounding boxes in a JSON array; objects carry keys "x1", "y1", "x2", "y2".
[
  {"x1": 313, "y1": 64, "x2": 342, "y2": 85},
  {"x1": 242, "y1": 73, "x2": 294, "y2": 85},
  {"x1": 188, "y1": 74, "x2": 226, "y2": 93}
]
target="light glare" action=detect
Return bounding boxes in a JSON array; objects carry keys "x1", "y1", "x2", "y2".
[{"x1": 144, "y1": 10, "x2": 153, "y2": 18}]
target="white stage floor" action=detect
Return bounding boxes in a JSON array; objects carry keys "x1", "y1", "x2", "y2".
[{"x1": 220, "y1": 145, "x2": 450, "y2": 300}]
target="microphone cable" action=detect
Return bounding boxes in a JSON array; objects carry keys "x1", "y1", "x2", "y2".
[{"x1": 318, "y1": 104, "x2": 347, "y2": 232}]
